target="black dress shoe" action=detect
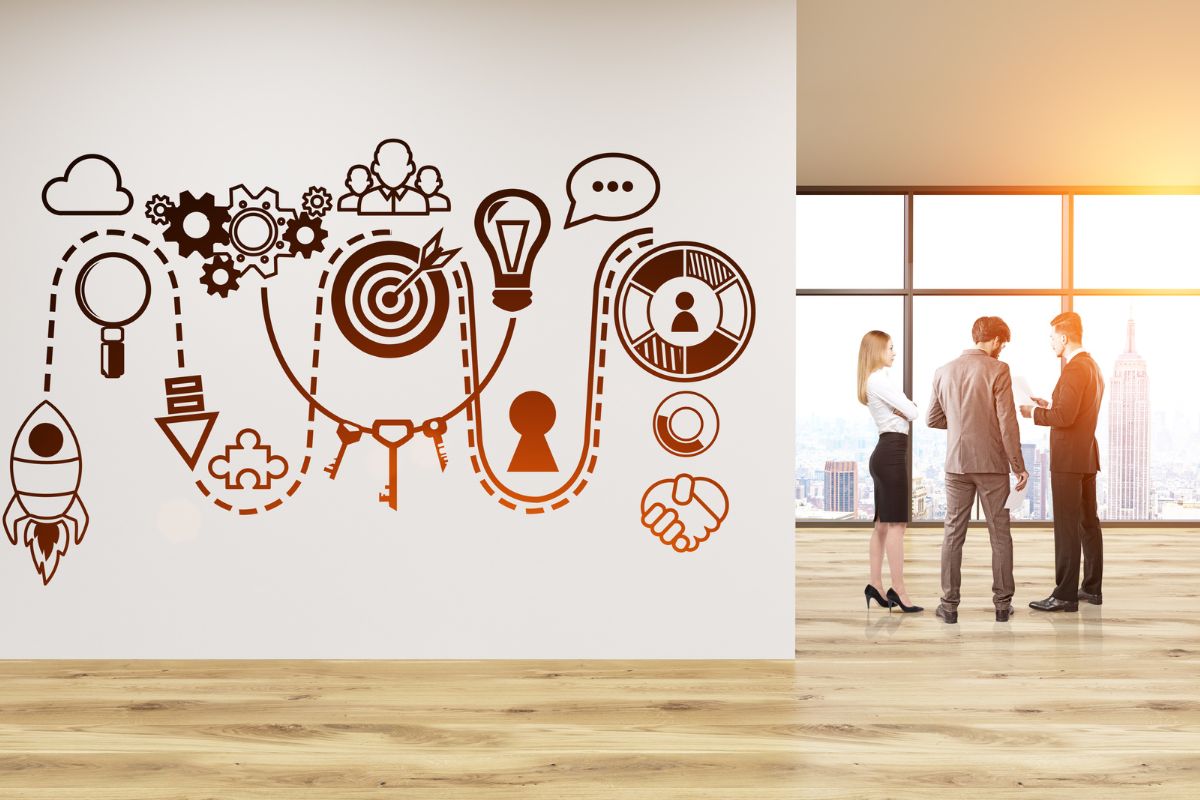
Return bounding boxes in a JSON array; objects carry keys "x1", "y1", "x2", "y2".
[
  {"x1": 886, "y1": 588, "x2": 924, "y2": 613},
  {"x1": 864, "y1": 584, "x2": 890, "y2": 609},
  {"x1": 935, "y1": 605, "x2": 957, "y2": 624},
  {"x1": 995, "y1": 605, "x2": 1014, "y2": 622},
  {"x1": 1076, "y1": 589, "x2": 1102, "y2": 605},
  {"x1": 1029, "y1": 595, "x2": 1078, "y2": 612}
]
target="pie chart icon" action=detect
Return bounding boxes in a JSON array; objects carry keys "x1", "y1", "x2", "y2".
[
  {"x1": 653, "y1": 392, "x2": 719, "y2": 457},
  {"x1": 615, "y1": 241, "x2": 754, "y2": 381}
]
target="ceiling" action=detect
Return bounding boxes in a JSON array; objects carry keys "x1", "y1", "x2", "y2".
[{"x1": 797, "y1": 0, "x2": 1200, "y2": 186}]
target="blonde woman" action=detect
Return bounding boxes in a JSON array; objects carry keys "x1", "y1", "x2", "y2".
[{"x1": 857, "y1": 331, "x2": 923, "y2": 613}]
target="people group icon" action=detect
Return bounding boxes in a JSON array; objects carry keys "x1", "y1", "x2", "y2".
[{"x1": 337, "y1": 138, "x2": 451, "y2": 216}]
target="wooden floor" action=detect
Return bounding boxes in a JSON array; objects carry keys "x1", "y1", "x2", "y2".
[{"x1": 1, "y1": 527, "x2": 1198, "y2": 798}]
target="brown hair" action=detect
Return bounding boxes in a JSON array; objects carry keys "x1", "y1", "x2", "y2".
[
  {"x1": 1050, "y1": 311, "x2": 1083, "y2": 343},
  {"x1": 971, "y1": 316, "x2": 1011, "y2": 344},
  {"x1": 856, "y1": 330, "x2": 891, "y2": 405}
]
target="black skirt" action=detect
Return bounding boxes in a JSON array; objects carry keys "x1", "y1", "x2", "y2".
[{"x1": 869, "y1": 432, "x2": 910, "y2": 523}]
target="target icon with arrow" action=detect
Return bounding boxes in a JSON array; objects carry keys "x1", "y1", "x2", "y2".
[{"x1": 330, "y1": 231, "x2": 461, "y2": 359}]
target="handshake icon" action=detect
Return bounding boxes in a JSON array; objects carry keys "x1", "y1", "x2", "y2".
[{"x1": 639, "y1": 473, "x2": 729, "y2": 553}]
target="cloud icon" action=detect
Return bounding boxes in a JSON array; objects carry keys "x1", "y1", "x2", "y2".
[{"x1": 41, "y1": 154, "x2": 133, "y2": 216}]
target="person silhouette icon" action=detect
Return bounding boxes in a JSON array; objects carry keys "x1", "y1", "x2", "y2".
[
  {"x1": 507, "y1": 391, "x2": 558, "y2": 472},
  {"x1": 337, "y1": 165, "x2": 372, "y2": 212},
  {"x1": 671, "y1": 291, "x2": 699, "y2": 333}
]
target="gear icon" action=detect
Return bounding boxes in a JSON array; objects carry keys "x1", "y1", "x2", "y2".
[
  {"x1": 282, "y1": 213, "x2": 328, "y2": 259},
  {"x1": 144, "y1": 194, "x2": 175, "y2": 226},
  {"x1": 199, "y1": 254, "x2": 242, "y2": 298},
  {"x1": 301, "y1": 186, "x2": 333, "y2": 219},
  {"x1": 163, "y1": 191, "x2": 231, "y2": 259},
  {"x1": 225, "y1": 185, "x2": 295, "y2": 279}
]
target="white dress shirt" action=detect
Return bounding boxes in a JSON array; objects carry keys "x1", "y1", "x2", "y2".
[{"x1": 866, "y1": 369, "x2": 919, "y2": 434}]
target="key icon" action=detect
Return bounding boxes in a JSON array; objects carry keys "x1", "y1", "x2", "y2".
[
  {"x1": 380, "y1": 445, "x2": 401, "y2": 510},
  {"x1": 325, "y1": 422, "x2": 363, "y2": 480},
  {"x1": 370, "y1": 419, "x2": 415, "y2": 511},
  {"x1": 421, "y1": 418, "x2": 448, "y2": 472}
]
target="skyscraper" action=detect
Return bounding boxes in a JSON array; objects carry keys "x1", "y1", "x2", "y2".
[
  {"x1": 823, "y1": 460, "x2": 858, "y2": 516},
  {"x1": 1037, "y1": 449, "x2": 1050, "y2": 520},
  {"x1": 1108, "y1": 316, "x2": 1152, "y2": 519},
  {"x1": 911, "y1": 476, "x2": 929, "y2": 520},
  {"x1": 1021, "y1": 443, "x2": 1041, "y2": 519}
]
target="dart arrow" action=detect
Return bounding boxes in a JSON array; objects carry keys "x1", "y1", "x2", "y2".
[{"x1": 392, "y1": 229, "x2": 461, "y2": 298}]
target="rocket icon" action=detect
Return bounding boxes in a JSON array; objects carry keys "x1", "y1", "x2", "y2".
[{"x1": 3, "y1": 401, "x2": 88, "y2": 585}]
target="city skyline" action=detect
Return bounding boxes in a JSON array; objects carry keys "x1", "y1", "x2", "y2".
[{"x1": 796, "y1": 310, "x2": 1195, "y2": 523}]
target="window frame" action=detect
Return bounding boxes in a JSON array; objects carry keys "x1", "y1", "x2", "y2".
[{"x1": 795, "y1": 185, "x2": 1200, "y2": 528}]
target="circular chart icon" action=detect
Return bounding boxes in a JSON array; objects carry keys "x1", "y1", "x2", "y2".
[
  {"x1": 330, "y1": 239, "x2": 450, "y2": 358},
  {"x1": 615, "y1": 242, "x2": 754, "y2": 381},
  {"x1": 653, "y1": 392, "x2": 719, "y2": 457}
]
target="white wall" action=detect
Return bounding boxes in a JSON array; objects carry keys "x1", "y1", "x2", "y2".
[
  {"x1": 799, "y1": 0, "x2": 1200, "y2": 185},
  {"x1": 0, "y1": 0, "x2": 796, "y2": 657}
]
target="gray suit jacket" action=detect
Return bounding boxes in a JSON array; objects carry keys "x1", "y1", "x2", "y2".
[{"x1": 927, "y1": 349, "x2": 1026, "y2": 475}]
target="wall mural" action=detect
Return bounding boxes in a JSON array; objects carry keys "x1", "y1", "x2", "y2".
[{"x1": 5, "y1": 140, "x2": 756, "y2": 584}]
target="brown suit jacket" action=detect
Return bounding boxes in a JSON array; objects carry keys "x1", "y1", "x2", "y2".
[
  {"x1": 1032, "y1": 351, "x2": 1104, "y2": 474},
  {"x1": 927, "y1": 349, "x2": 1026, "y2": 475}
]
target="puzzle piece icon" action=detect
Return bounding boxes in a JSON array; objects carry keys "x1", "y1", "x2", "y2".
[{"x1": 207, "y1": 429, "x2": 288, "y2": 490}]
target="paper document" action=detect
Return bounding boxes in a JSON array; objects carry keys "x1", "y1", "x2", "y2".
[
  {"x1": 1013, "y1": 375, "x2": 1035, "y2": 408},
  {"x1": 1005, "y1": 483, "x2": 1028, "y2": 512}
]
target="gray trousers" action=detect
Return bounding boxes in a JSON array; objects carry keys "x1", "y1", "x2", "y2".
[{"x1": 940, "y1": 472, "x2": 1014, "y2": 610}]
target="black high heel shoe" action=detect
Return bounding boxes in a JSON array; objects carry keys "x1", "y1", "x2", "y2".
[
  {"x1": 864, "y1": 584, "x2": 890, "y2": 609},
  {"x1": 886, "y1": 588, "x2": 923, "y2": 613}
]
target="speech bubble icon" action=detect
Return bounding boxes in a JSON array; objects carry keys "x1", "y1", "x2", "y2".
[{"x1": 564, "y1": 153, "x2": 660, "y2": 228}]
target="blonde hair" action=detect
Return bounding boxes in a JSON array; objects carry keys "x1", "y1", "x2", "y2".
[{"x1": 856, "y1": 330, "x2": 891, "y2": 405}]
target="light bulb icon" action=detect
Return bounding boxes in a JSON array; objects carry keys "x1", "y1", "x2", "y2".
[{"x1": 474, "y1": 189, "x2": 550, "y2": 312}]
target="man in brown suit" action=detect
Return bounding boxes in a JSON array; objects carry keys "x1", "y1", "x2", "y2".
[
  {"x1": 927, "y1": 316, "x2": 1028, "y2": 624},
  {"x1": 1019, "y1": 311, "x2": 1104, "y2": 612}
]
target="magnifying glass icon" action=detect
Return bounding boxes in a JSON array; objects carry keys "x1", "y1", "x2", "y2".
[{"x1": 74, "y1": 252, "x2": 152, "y2": 379}]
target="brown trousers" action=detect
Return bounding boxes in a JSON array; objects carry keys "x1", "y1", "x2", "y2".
[{"x1": 940, "y1": 472, "x2": 1014, "y2": 610}]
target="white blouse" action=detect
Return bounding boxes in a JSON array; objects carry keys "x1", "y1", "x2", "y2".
[{"x1": 866, "y1": 369, "x2": 919, "y2": 434}]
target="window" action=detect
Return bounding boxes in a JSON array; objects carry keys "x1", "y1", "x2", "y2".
[
  {"x1": 795, "y1": 195, "x2": 903, "y2": 288},
  {"x1": 911, "y1": 296, "x2": 1060, "y2": 521},
  {"x1": 1074, "y1": 196, "x2": 1200, "y2": 289},
  {"x1": 914, "y1": 195, "x2": 1061, "y2": 289},
  {"x1": 796, "y1": 191, "x2": 1200, "y2": 525},
  {"x1": 795, "y1": 296, "x2": 903, "y2": 521},
  {"x1": 1071, "y1": 297, "x2": 1199, "y2": 520}
]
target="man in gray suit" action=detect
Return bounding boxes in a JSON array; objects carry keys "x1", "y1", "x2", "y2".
[{"x1": 927, "y1": 316, "x2": 1029, "y2": 624}]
